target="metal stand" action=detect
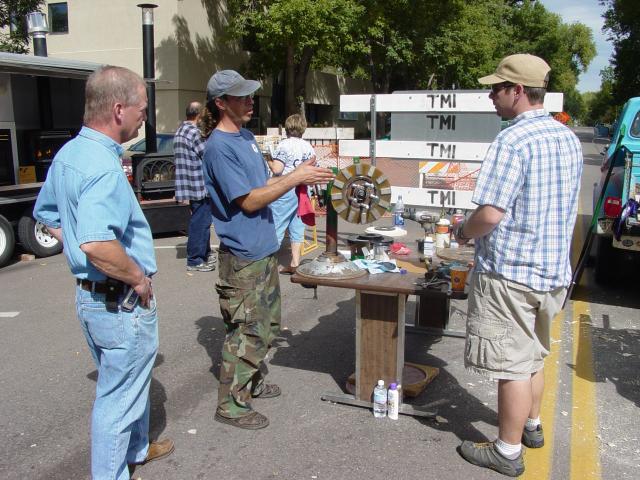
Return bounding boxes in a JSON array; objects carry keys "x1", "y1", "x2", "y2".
[{"x1": 321, "y1": 392, "x2": 446, "y2": 418}]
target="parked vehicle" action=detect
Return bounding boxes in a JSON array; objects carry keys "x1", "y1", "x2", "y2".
[
  {"x1": 121, "y1": 133, "x2": 174, "y2": 181},
  {"x1": 592, "y1": 97, "x2": 640, "y2": 282},
  {"x1": 124, "y1": 133, "x2": 175, "y2": 157},
  {"x1": 0, "y1": 52, "x2": 188, "y2": 268},
  {"x1": 593, "y1": 122, "x2": 612, "y2": 139}
]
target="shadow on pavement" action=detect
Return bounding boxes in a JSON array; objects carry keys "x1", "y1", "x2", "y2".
[
  {"x1": 87, "y1": 353, "x2": 169, "y2": 442},
  {"x1": 404, "y1": 334, "x2": 499, "y2": 442},
  {"x1": 572, "y1": 276, "x2": 640, "y2": 309},
  {"x1": 270, "y1": 298, "x2": 498, "y2": 443},
  {"x1": 270, "y1": 298, "x2": 356, "y2": 389},
  {"x1": 571, "y1": 313, "x2": 640, "y2": 408},
  {"x1": 195, "y1": 315, "x2": 226, "y2": 381}
]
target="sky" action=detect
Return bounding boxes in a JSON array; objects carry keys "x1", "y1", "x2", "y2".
[{"x1": 539, "y1": 0, "x2": 614, "y2": 93}]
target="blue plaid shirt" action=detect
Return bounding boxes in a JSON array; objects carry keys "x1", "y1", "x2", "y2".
[
  {"x1": 472, "y1": 109, "x2": 583, "y2": 291},
  {"x1": 174, "y1": 121, "x2": 207, "y2": 201}
]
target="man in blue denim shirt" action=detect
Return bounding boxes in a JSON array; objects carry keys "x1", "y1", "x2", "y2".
[{"x1": 34, "y1": 66, "x2": 173, "y2": 480}]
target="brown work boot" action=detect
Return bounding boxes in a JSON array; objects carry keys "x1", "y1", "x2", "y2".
[
  {"x1": 215, "y1": 411, "x2": 269, "y2": 430},
  {"x1": 129, "y1": 438, "x2": 175, "y2": 467}
]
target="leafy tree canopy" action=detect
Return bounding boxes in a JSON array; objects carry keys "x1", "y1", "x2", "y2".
[
  {"x1": 226, "y1": 0, "x2": 365, "y2": 116},
  {"x1": 601, "y1": 0, "x2": 640, "y2": 104},
  {"x1": 0, "y1": 0, "x2": 44, "y2": 54},
  {"x1": 225, "y1": 0, "x2": 596, "y2": 120}
]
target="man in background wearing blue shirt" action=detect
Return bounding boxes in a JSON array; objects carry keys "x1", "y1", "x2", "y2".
[
  {"x1": 201, "y1": 70, "x2": 334, "y2": 430},
  {"x1": 34, "y1": 66, "x2": 174, "y2": 480},
  {"x1": 453, "y1": 54, "x2": 582, "y2": 477},
  {"x1": 174, "y1": 101, "x2": 215, "y2": 272}
]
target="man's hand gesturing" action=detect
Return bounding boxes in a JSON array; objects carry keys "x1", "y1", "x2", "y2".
[{"x1": 294, "y1": 158, "x2": 335, "y2": 186}]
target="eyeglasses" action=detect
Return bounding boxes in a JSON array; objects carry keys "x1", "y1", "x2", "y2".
[{"x1": 491, "y1": 82, "x2": 515, "y2": 94}]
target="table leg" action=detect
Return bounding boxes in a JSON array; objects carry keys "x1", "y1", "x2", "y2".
[{"x1": 355, "y1": 291, "x2": 405, "y2": 401}]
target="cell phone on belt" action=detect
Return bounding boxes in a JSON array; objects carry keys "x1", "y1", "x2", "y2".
[{"x1": 121, "y1": 287, "x2": 139, "y2": 312}]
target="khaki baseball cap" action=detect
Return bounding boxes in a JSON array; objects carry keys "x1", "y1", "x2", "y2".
[{"x1": 478, "y1": 54, "x2": 550, "y2": 88}]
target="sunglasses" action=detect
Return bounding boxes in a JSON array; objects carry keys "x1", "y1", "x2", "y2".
[
  {"x1": 222, "y1": 93, "x2": 255, "y2": 101},
  {"x1": 491, "y1": 82, "x2": 515, "y2": 94}
]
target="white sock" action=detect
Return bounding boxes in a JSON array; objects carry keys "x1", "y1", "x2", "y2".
[
  {"x1": 495, "y1": 438, "x2": 522, "y2": 459},
  {"x1": 525, "y1": 416, "x2": 541, "y2": 431}
]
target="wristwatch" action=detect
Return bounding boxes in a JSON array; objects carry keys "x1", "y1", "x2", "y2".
[{"x1": 456, "y1": 221, "x2": 471, "y2": 242}]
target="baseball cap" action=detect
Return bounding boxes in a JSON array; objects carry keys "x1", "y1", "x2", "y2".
[
  {"x1": 206, "y1": 70, "x2": 261, "y2": 101},
  {"x1": 478, "y1": 54, "x2": 550, "y2": 88}
]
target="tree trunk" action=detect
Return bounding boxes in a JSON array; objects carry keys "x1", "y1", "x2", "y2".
[
  {"x1": 292, "y1": 46, "x2": 313, "y2": 119},
  {"x1": 285, "y1": 45, "x2": 297, "y2": 118}
]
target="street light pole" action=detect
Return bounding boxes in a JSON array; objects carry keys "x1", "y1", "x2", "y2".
[{"x1": 137, "y1": 4, "x2": 158, "y2": 153}]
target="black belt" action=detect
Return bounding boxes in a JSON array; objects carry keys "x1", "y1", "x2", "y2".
[{"x1": 76, "y1": 278, "x2": 128, "y2": 295}]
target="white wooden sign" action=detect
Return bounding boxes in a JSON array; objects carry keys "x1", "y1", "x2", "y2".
[
  {"x1": 340, "y1": 140, "x2": 490, "y2": 161},
  {"x1": 391, "y1": 186, "x2": 475, "y2": 210},
  {"x1": 340, "y1": 92, "x2": 564, "y2": 113},
  {"x1": 338, "y1": 90, "x2": 564, "y2": 211}
]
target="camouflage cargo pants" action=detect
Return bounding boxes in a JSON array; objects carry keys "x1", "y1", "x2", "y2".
[{"x1": 215, "y1": 249, "x2": 281, "y2": 418}]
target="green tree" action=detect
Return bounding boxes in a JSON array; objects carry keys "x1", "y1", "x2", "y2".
[
  {"x1": 226, "y1": 0, "x2": 365, "y2": 117},
  {"x1": 586, "y1": 66, "x2": 618, "y2": 124},
  {"x1": 348, "y1": 0, "x2": 595, "y2": 110},
  {"x1": 0, "y1": 0, "x2": 44, "y2": 54},
  {"x1": 342, "y1": 0, "x2": 458, "y2": 93},
  {"x1": 504, "y1": 1, "x2": 596, "y2": 119},
  {"x1": 423, "y1": 0, "x2": 511, "y2": 90},
  {"x1": 601, "y1": 0, "x2": 640, "y2": 103}
]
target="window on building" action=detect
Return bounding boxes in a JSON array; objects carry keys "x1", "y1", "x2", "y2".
[{"x1": 48, "y1": 3, "x2": 68, "y2": 34}]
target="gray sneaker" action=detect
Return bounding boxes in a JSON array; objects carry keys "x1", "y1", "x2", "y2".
[
  {"x1": 522, "y1": 425, "x2": 544, "y2": 448},
  {"x1": 206, "y1": 252, "x2": 217, "y2": 267},
  {"x1": 458, "y1": 441, "x2": 524, "y2": 477},
  {"x1": 186, "y1": 262, "x2": 215, "y2": 272}
]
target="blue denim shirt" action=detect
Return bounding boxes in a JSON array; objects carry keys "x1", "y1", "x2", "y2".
[{"x1": 34, "y1": 127, "x2": 157, "y2": 280}]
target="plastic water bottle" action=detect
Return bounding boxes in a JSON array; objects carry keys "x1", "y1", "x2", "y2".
[
  {"x1": 373, "y1": 380, "x2": 387, "y2": 417},
  {"x1": 387, "y1": 383, "x2": 399, "y2": 420},
  {"x1": 393, "y1": 195, "x2": 405, "y2": 227},
  {"x1": 423, "y1": 236, "x2": 434, "y2": 258}
]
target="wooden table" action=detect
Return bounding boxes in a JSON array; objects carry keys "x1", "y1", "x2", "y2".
[{"x1": 291, "y1": 257, "x2": 447, "y2": 417}]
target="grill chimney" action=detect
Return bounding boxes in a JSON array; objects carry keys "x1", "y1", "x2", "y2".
[{"x1": 26, "y1": 11, "x2": 48, "y2": 57}]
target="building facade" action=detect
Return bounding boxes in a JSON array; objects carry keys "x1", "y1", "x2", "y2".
[{"x1": 37, "y1": 0, "x2": 370, "y2": 138}]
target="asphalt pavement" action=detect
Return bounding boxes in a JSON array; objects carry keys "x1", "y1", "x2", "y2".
[{"x1": 0, "y1": 127, "x2": 638, "y2": 480}]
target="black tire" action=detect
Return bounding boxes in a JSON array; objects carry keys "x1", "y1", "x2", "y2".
[
  {"x1": 17, "y1": 215, "x2": 62, "y2": 258},
  {"x1": 0, "y1": 215, "x2": 16, "y2": 267},
  {"x1": 594, "y1": 235, "x2": 615, "y2": 284}
]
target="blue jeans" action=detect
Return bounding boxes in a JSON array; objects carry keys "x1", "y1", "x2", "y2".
[
  {"x1": 187, "y1": 197, "x2": 212, "y2": 266},
  {"x1": 76, "y1": 286, "x2": 159, "y2": 480}
]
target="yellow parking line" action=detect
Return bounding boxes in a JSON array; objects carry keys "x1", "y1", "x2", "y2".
[
  {"x1": 520, "y1": 310, "x2": 563, "y2": 479},
  {"x1": 570, "y1": 301, "x2": 601, "y2": 479}
]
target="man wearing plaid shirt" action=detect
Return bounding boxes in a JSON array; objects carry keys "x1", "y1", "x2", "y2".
[
  {"x1": 452, "y1": 54, "x2": 583, "y2": 477},
  {"x1": 174, "y1": 101, "x2": 215, "y2": 272}
]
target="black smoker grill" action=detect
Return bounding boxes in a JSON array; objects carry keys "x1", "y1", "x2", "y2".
[{"x1": 28, "y1": 129, "x2": 74, "y2": 181}]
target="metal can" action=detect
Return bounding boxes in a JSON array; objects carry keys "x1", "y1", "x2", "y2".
[{"x1": 452, "y1": 211, "x2": 465, "y2": 225}]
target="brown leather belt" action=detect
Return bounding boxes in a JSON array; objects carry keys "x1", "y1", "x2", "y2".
[{"x1": 76, "y1": 278, "x2": 128, "y2": 295}]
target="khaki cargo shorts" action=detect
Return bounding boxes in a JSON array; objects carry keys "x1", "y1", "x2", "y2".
[{"x1": 464, "y1": 272, "x2": 566, "y2": 381}]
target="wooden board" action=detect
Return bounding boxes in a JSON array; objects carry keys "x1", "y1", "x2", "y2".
[{"x1": 435, "y1": 246, "x2": 475, "y2": 264}]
